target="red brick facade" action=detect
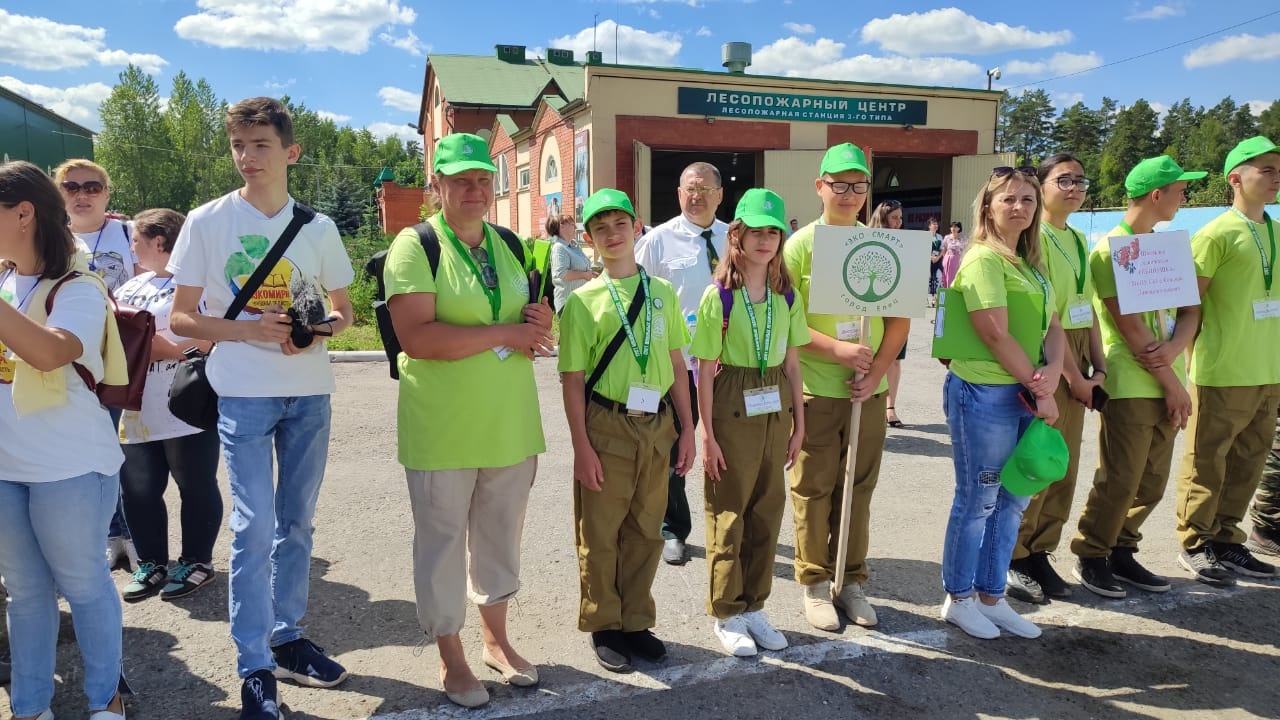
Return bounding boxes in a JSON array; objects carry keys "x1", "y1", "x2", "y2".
[
  {"x1": 376, "y1": 180, "x2": 426, "y2": 235},
  {"x1": 826, "y1": 126, "x2": 979, "y2": 157},
  {"x1": 529, "y1": 105, "x2": 575, "y2": 238}
]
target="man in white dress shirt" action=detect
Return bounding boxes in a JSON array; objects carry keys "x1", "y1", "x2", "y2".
[{"x1": 635, "y1": 162, "x2": 727, "y2": 565}]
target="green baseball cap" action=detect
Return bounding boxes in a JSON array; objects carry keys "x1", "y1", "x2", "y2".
[
  {"x1": 433, "y1": 133, "x2": 497, "y2": 175},
  {"x1": 1000, "y1": 418, "x2": 1069, "y2": 497},
  {"x1": 1124, "y1": 156, "x2": 1206, "y2": 198},
  {"x1": 1224, "y1": 136, "x2": 1280, "y2": 175},
  {"x1": 820, "y1": 142, "x2": 870, "y2": 176},
  {"x1": 581, "y1": 188, "x2": 635, "y2": 226},
  {"x1": 734, "y1": 188, "x2": 787, "y2": 230}
]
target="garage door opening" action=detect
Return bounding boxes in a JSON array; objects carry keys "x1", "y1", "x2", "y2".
[{"x1": 648, "y1": 150, "x2": 759, "y2": 225}]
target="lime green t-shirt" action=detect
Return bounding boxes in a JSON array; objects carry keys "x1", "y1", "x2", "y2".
[
  {"x1": 782, "y1": 219, "x2": 887, "y2": 399},
  {"x1": 688, "y1": 284, "x2": 812, "y2": 369},
  {"x1": 1191, "y1": 210, "x2": 1280, "y2": 387},
  {"x1": 949, "y1": 244, "x2": 1056, "y2": 385},
  {"x1": 383, "y1": 218, "x2": 546, "y2": 471},
  {"x1": 1042, "y1": 223, "x2": 1095, "y2": 330},
  {"x1": 1090, "y1": 226, "x2": 1186, "y2": 400},
  {"x1": 558, "y1": 271, "x2": 689, "y2": 404}
]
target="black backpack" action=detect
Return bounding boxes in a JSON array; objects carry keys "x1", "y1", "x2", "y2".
[{"x1": 365, "y1": 221, "x2": 553, "y2": 379}]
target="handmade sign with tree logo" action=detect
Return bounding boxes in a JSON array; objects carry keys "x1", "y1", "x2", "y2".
[{"x1": 809, "y1": 225, "x2": 931, "y2": 318}]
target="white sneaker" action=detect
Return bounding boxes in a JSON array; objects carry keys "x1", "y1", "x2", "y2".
[
  {"x1": 106, "y1": 537, "x2": 139, "y2": 572},
  {"x1": 713, "y1": 615, "x2": 758, "y2": 657},
  {"x1": 976, "y1": 597, "x2": 1042, "y2": 639},
  {"x1": 941, "y1": 595, "x2": 1000, "y2": 639},
  {"x1": 740, "y1": 609, "x2": 788, "y2": 651}
]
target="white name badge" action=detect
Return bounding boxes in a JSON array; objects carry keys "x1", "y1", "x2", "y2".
[
  {"x1": 1068, "y1": 301, "x2": 1093, "y2": 326},
  {"x1": 1253, "y1": 299, "x2": 1280, "y2": 320},
  {"x1": 493, "y1": 345, "x2": 513, "y2": 360},
  {"x1": 835, "y1": 320, "x2": 861, "y2": 342},
  {"x1": 744, "y1": 385, "x2": 783, "y2": 416},
  {"x1": 626, "y1": 382, "x2": 662, "y2": 413}
]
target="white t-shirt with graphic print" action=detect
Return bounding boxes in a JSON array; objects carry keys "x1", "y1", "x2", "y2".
[
  {"x1": 115, "y1": 272, "x2": 204, "y2": 443},
  {"x1": 74, "y1": 218, "x2": 138, "y2": 293},
  {"x1": 0, "y1": 270, "x2": 125, "y2": 483},
  {"x1": 167, "y1": 191, "x2": 354, "y2": 398}
]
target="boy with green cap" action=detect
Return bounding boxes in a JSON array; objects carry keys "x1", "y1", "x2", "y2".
[
  {"x1": 1175, "y1": 136, "x2": 1280, "y2": 585},
  {"x1": 1070, "y1": 155, "x2": 1204, "y2": 598},
  {"x1": 558, "y1": 188, "x2": 695, "y2": 673},
  {"x1": 783, "y1": 143, "x2": 910, "y2": 631}
]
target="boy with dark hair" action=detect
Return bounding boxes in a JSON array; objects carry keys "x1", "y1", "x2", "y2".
[
  {"x1": 169, "y1": 96, "x2": 355, "y2": 720},
  {"x1": 559, "y1": 188, "x2": 695, "y2": 673}
]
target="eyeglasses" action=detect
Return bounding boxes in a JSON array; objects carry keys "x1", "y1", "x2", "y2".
[
  {"x1": 822, "y1": 179, "x2": 870, "y2": 195},
  {"x1": 991, "y1": 166, "x2": 1037, "y2": 179},
  {"x1": 59, "y1": 180, "x2": 106, "y2": 196},
  {"x1": 469, "y1": 246, "x2": 499, "y2": 290},
  {"x1": 1051, "y1": 176, "x2": 1091, "y2": 191},
  {"x1": 680, "y1": 185, "x2": 722, "y2": 196}
]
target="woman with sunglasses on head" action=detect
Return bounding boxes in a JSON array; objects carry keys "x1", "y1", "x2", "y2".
[
  {"x1": 53, "y1": 159, "x2": 142, "y2": 574},
  {"x1": 869, "y1": 200, "x2": 909, "y2": 429},
  {"x1": 0, "y1": 161, "x2": 128, "y2": 719},
  {"x1": 1005, "y1": 155, "x2": 1108, "y2": 604},
  {"x1": 939, "y1": 166, "x2": 1065, "y2": 641},
  {"x1": 383, "y1": 133, "x2": 554, "y2": 708}
]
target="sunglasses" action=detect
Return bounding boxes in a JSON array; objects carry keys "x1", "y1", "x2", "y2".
[
  {"x1": 991, "y1": 166, "x2": 1037, "y2": 179},
  {"x1": 60, "y1": 180, "x2": 106, "y2": 196},
  {"x1": 883, "y1": 199, "x2": 902, "y2": 209},
  {"x1": 469, "y1": 246, "x2": 499, "y2": 290}
]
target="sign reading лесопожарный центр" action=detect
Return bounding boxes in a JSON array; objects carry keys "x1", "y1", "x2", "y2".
[{"x1": 677, "y1": 87, "x2": 928, "y2": 125}]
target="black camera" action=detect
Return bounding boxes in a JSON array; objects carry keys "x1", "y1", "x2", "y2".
[{"x1": 286, "y1": 307, "x2": 315, "y2": 348}]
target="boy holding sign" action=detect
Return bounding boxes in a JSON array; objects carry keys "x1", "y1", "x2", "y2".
[
  {"x1": 782, "y1": 143, "x2": 909, "y2": 631},
  {"x1": 1175, "y1": 137, "x2": 1280, "y2": 585},
  {"x1": 1070, "y1": 155, "x2": 1204, "y2": 598}
]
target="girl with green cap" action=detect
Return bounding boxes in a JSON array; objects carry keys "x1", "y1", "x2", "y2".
[{"x1": 689, "y1": 188, "x2": 810, "y2": 657}]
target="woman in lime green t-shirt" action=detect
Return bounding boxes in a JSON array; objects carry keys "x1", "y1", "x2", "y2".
[{"x1": 940, "y1": 167, "x2": 1065, "y2": 643}]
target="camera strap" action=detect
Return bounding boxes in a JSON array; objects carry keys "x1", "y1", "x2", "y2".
[{"x1": 223, "y1": 202, "x2": 316, "y2": 321}]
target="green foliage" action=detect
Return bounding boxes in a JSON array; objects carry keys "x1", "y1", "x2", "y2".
[
  {"x1": 999, "y1": 89, "x2": 1055, "y2": 164},
  {"x1": 1097, "y1": 100, "x2": 1162, "y2": 207}
]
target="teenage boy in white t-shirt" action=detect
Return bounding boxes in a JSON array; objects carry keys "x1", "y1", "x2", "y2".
[{"x1": 169, "y1": 97, "x2": 355, "y2": 720}]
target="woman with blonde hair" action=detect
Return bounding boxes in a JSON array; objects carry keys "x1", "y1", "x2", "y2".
[{"x1": 938, "y1": 166, "x2": 1065, "y2": 641}]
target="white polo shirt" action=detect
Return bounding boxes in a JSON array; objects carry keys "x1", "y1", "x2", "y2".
[{"x1": 634, "y1": 214, "x2": 728, "y2": 369}]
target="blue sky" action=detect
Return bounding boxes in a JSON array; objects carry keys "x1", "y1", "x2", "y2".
[{"x1": 1, "y1": 1, "x2": 1276, "y2": 145}]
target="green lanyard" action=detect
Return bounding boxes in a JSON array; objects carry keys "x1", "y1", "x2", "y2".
[
  {"x1": 1041, "y1": 223, "x2": 1087, "y2": 295},
  {"x1": 603, "y1": 268, "x2": 653, "y2": 376},
  {"x1": 1118, "y1": 220, "x2": 1135, "y2": 236},
  {"x1": 740, "y1": 287, "x2": 773, "y2": 378},
  {"x1": 1232, "y1": 209, "x2": 1276, "y2": 295},
  {"x1": 440, "y1": 220, "x2": 502, "y2": 321},
  {"x1": 1025, "y1": 263, "x2": 1050, "y2": 331}
]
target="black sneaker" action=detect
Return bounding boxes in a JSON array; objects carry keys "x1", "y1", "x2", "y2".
[
  {"x1": 1006, "y1": 559, "x2": 1045, "y2": 604},
  {"x1": 1213, "y1": 542, "x2": 1279, "y2": 578},
  {"x1": 1073, "y1": 557, "x2": 1126, "y2": 598},
  {"x1": 240, "y1": 668, "x2": 283, "y2": 720},
  {"x1": 1246, "y1": 528, "x2": 1280, "y2": 558},
  {"x1": 1025, "y1": 551, "x2": 1072, "y2": 598},
  {"x1": 1109, "y1": 548, "x2": 1170, "y2": 592},
  {"x1": 590, "y1": 630, "x2": 632, "y2": 673},
  {"x1": 271, "y1": 638, "x2": 349, "y2": 688},
  {"x1": 160, "y1": 559, "x2": 215, "y2": 600},
  {"x1": 0, "y1": 650, "x2": 10, "y2": 686},
  {"x1": 623, "y1": 629, "x2": 667, "y2": 662},
  {"x1": 122, "y1": 562, "x2": 168, "y2": 602},
  {"x1": 1178, "y1": 546, "x2": 1236, "y2": 587}
]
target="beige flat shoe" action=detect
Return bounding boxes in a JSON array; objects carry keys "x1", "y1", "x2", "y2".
[
  {"x1": 482, "y1": 648, "x2": 539, "y2": 687},
  {"x1": 445, "y1": 685, "x2": 490, "y2": 708}
]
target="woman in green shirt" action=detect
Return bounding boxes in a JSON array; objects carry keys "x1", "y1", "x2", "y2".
[{"x1": 939, "y1": 167, "x2": 1065, "y2": 641}]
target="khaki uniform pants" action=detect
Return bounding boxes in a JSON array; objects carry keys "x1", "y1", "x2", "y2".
[
  {"x1": 789, "y1": 392, "x2": 887, "y2": 587},
  {"x1": 1176, "y1": 383, "x2": 1280, "y2": 550},
  {"x1": 1015, "y1": 327, "x2": 1090, "y2": 559},
  {"x1": 405, "y1": 457, "x2": 537, "y2": 640},
  {"x1": 704, "y1": 366, "x2": 793, "y2": 619},
  {"x1": 1247, "y1": 411, "x2": 1280, "y2": 535},
  {"x1": 1071, "y1": 398, "x2": 1177, "y2": 558},
  {"x1": 575, "y1": 403, "x2": 676, "y2": 632}
]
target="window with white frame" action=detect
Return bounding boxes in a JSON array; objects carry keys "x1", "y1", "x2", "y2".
[
  {"x1": 518, "y1": 166, "x2": 531, "y2": 190},
  {"x1": 496, "y1": 155, "x2": 510, "y2": 195}
]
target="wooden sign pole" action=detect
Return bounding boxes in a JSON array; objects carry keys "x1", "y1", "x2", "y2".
[{"x1": 832, "y1": 315, "x2": 871, "y2": 597}]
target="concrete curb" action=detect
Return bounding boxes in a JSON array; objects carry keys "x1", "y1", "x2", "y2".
[{"x1": 328, "y1": 351, "x2": 386, "y2": 363}]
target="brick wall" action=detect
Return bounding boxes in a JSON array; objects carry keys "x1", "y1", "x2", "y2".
[
  {"x1": 826, "y1": 126, "x2": 978, "y2": 157},
  {"x1": 377, "y1": 181, "x2": 426, "y2": 235},
  {"x1": 530, "y1": 105, "x2": 575, "y2": 238},
  {"x1": 487, "y1": 122, "x2": 519, "y2": 228}
]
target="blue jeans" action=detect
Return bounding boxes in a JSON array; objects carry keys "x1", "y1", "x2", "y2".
[
  {"x1": 941, "y1": 374, "x2": 1033, "y2": 598},
  {"x1": 0, "y1": 472, "x2": 123, "y2": 717},
  {"x1": 218, "y1": 395, "x2": 331, "y2": 678}
]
